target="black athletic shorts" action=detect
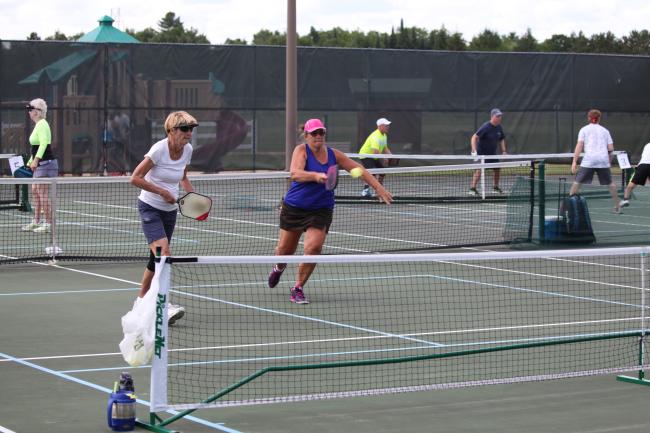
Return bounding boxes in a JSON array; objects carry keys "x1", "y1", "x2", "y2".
[
  {"x1": 361, "y1": 158, "x2": 385, "y2": 169},
  {"x1": 631, "y1": 164, "x2": 650, "y2": 185},
  {"x1": 279, "y1": 202, "x2": 333, "y2": 232}
]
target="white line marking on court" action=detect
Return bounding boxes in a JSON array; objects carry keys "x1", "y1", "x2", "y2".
[
  {"x1": 0, "y1": 425, "x2": 17, "y2": 433},
  {"x1": 0, "y1": 351, "x2": 242, "y2": 433},
  {"x1": 179, "y1": 290, "x2": 445, "y2": 347},
  {"x1": 0, "y1": 287, "x2": 137, "y2": 296}
]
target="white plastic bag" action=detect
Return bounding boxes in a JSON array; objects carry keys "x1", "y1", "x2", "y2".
[{"x1": 119, "y1": 271, "x2": 161, "y2": 366}]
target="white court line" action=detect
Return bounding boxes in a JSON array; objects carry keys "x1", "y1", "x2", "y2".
[
  {"x1": 0, "y1": 351, "x2": 241, "y2": 433},
  {"x1": 0, "y1": 425, "x2": 17, "y2": 433}
]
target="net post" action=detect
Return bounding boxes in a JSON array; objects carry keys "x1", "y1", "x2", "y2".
[
  {"x1": 527, "y1": 160, "x2": 536, "y2": 241},
  {"x1": 481, "y1": 156, "x2": 485, "y2": 200},
  {"x1": 138, "y1": 256, "x2": 177, "y2": 432},
  {"x1": 617, "y1": 248, "x2": 650, "y2": 386},
  {"x1": 48, "y1": 180, "x2": 59, "y2": 263},
  {"x1": 19, "y1": 183, "x2": 31, "y2": 212},
  {"x1": 537, "y1": 161, "x2": 546, "y2": 242}
]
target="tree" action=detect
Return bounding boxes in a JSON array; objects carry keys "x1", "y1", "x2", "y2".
[
  {"x1": 569, "y1": 31, "x2": 589, "y2": 52},
  {"x1": 469, "y1": 29, "x2": 502, "y2": 51},
  {"x1": 128, "y1": 12, "x2": 209, "y2": 44},
  {"x1": 539, "y1": 34, "x2": 572, "y2": 52},
  {"x1": 128, "y1": 27, "x2": 157, "y2": 42},
  {"x1": 45, "y1": 31, "x2": 70, "y2": 41},
  {"x1": 252, "y1": 29, "x2": 285, "y2": 45},
  {"x1": 588, "y1": 31, "x2": 621, "y2": 53},
  {"x1": 225, "y1": 38, "x2": 247, "y2": 45},
  {"x1": 622, "y1": 30, "x2": 650, "y2": 55},
  {"x1": 27, "y1": 32, "x2": 40, "y2": 41},
  {"x1": 515, "y1": 28, "x2": 538, "y2": 52},
  {"x1": 446, "y1": 32, "x2": 466, "y2": 51},
  {"x1": 428, "y1": 28, "x2": 449, "y2": 50}
]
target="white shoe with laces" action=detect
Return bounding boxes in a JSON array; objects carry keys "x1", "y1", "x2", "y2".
[
  {"x1": 21, "y1": 221, "x2": 40, "y2": 231},
  {"x1": 33, "y1": 222, "x2": 51, "y2": 233},
  {"x1": 167, "y1": 303, "x2": 186, "y2": 325}
]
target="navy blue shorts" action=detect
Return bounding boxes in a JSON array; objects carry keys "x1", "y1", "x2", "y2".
[
  {"x1": 476, "y1": 147, "x2": 499, "y2": 164},
  {"x1": 137, "y1": 199, "x2": 177, "y2": 245}
]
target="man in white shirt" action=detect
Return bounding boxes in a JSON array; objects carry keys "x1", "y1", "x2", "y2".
[
  {"x1": 570, "y1": 109, "x2": 623, "y2": 213},
  {"x1": 619, "y1": 142, "x2": 650, "y2": 208}
]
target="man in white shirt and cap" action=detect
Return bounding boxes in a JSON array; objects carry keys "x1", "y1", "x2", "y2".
[
  {"x1": 358, "y1": 118, "x2": 393, "y2": 197},
  {"x1": 570, "y1": 109, "x2": 623, "y2": 213}
]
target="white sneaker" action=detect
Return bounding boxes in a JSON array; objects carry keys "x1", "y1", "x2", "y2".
[
  {"x1": 33, "y1": 222, "x2": 51, "y2": 233},
  {"x1": 21, "y1": 221, "x2": 40, "y2": 231},
  {"x1": 167, "y1": 303, "x2": 185, "y2": 325},
  {"x1": 620, "y1": 199, "x2": 630, "y2": 208},
  {"x1": 361, "y1": 187, "x2": 373, "y2": 197},
  {"x1": 45, "y1": 245, "x2": 63, "y2": 255}
]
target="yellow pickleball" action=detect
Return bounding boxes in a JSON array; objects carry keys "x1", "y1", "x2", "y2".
[{"x1": 350, "y1": 167, "x2": 363, "y2": 178}]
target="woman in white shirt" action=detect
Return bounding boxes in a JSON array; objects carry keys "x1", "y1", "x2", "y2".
[{"x1": 130, "y1": 111, "x2": 197, "y2": 324}]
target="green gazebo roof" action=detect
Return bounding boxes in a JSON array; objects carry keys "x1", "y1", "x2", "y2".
[
  {"x1": 19, "y1": 16, "x2": 138, "y2": 85},
  {"x1": 76, "y1": 16, "x2": 139, "y2": 43}
]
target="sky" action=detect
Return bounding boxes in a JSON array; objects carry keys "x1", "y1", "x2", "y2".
[{"x1": 2, "y1": 0, "x2": 650, "y2": 44}]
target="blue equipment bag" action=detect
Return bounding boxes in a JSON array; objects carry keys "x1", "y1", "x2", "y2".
[
  {"x1": 13, "y1": 166, "x2": 33, "y2": 178},
  {"x1": 560, "y1": 194, "x2": 596, "y2": 243}
]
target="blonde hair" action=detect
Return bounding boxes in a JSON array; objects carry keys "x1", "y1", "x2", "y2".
[
  {"x1": 164, "y1": 111, "x2": 198, "y2": 133},
  {"x1": 29, "y1": 98, "x2": 47, "y2": 119}
]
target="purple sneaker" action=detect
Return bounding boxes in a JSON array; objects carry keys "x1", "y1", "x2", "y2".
[
  {"x1": 290, "y1": 286, "x2": 309, "y2": 304},
  {"x1": 267, "y1": 265, "x2": 285, "y2": 288}
]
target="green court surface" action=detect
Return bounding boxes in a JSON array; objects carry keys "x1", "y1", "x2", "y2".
[{"x1": 2, "y1": 257, "x2": 650, "y2": 433}]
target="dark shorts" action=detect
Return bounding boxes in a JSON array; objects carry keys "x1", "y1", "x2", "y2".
[
  {"x1": 476, "y1": 147, "x2": 499, "y2": 164},
  {"x1": 631, "y1": 164, "x2": 650, "y2": 185},
  {"x1": 138, "y1": 199, "x2": 177, "y2": 245},
  {"x1": 575, "y1": 167, "x2": 613, "y2": 185},
  {"x1": 280, "y1": 202, "x2": 333, "y2": 232},
  {"x1": 33, "y1": 159, "x2": 59, "y2": 178},
  {"x1": 361, "y1": 158, "x2": 385, "y2": 169}
]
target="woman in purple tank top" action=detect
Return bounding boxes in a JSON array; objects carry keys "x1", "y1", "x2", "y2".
[{"x1": 267, "y1": 118, "x2": 393, "y2": 304}]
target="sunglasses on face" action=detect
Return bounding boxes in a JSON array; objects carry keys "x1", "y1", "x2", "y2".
[
  {"x1": 309, "y1": 129, "x2": 325, "y2": 136},
  {"x1": 25, "y1": 105, "x2": 41, "y2": 112},
  {"x1": 175, "y1": 125, "x2": 196, "y2": 132}
]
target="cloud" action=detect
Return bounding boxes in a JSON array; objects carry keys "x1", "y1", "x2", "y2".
[{"x1": 2, "y1": 0, "x2": 650, "y2": 43}]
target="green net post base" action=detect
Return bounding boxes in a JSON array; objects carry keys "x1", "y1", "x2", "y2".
[
  {"x1": 19, "y1": 184, "x2": 31, "y2": 212},
  {"x1": 616, "y1": 372, "x2": 650, "y2": 387},
  {"x1": 135, "y1": 414, "x2": 180, "y2": 433}
]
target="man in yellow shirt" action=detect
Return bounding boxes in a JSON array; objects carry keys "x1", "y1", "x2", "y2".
[{"x1": 358, "y1": 118, "x2": 392, "y2": 197}]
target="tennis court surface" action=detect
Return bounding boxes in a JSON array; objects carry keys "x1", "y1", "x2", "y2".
[{"x1": 3, "y1": 247, "x2": 650, "y2": 433}]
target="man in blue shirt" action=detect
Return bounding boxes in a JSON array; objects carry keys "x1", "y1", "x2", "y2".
[{"x1": 468, "y1": 108, "x2": 508, "y2": 195}]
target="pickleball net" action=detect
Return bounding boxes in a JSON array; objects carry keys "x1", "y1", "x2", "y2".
[
  {"x1": 144, "y1": 246, "x2": 649, "y2": 427},
  {"x1": 0, "y1": 161, "x2": 534, "y2": 264}
]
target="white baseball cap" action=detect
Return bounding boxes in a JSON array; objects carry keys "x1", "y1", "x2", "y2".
[{"x1": 376, "y1": 118, "x2": 392, "y2": 126}]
